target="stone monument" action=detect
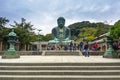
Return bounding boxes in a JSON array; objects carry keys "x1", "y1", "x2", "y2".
[{"x1": 49, "y1": 17, "x2": 73, "y2": 44}]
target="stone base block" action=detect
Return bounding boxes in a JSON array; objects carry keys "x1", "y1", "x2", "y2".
[{"x1": 2, "y1": 54, "x2": 20, "y2": 59}]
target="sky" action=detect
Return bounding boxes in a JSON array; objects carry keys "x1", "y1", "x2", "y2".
[{"x1": 0, "y1": 0, "x2": 120, "y2": 35}]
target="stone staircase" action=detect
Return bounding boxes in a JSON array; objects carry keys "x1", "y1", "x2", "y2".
[
  {"x1": 44, "y1": 50, "x2": 82, "y2": 56},
  {"x1": 0, "y1": 63, "x2": 120, "y2": 80}
]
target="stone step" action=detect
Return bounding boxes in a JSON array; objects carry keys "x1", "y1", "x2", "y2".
[
  {"x1": 0, "y1": 75, "x2": 120, "y2": 80},
  {"x1": 0, "y1": 62, "x2": 119, "y2": 80},
  {"x1": 0, "y1": 66, "x2": 120, "y2": 70},
  {"x1": 0, "y1": 70, "x2": 120, "y2": 75},
  {"x1": 0, "y1": 63, "x2": 120, "y2": 66}
]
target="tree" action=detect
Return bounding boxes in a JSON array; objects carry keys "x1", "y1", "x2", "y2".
[
  {"x1": 110, "y1": 20, "x2": 120, "y2": 39},
  {"x1": 11, "y1": 18, "x2": 36, "y2": 44},
  {"x1": 95, "y1": 22, "x2": 110, "y2": 37},
  {"x1": 0, "y1": 28, "x2": 11, "y2": 50},
  {"x1": 78, "y1": 27, "x2": 97, "y2": 41},
  {"x1": 0, "y1": 17, "x2": 9, "y2": 45},
  {"x1": 68, "y1": 21, "x2": 111, "y2": 38},
  {"x1": 44, "y1": 34, "x2": 52, "y2": 41},
  {"x1": 0, "y1": 17, "x2": 9, "y2": 30},
  {"x1": 11, "y1": 18, "x2": 33, "y2": 31},
  {"x1": 14, "y1": 27, "x2": 37, "y2": 50},
  {"x1": 10, "y1": 18, "x2": 36, "y2": 50}
]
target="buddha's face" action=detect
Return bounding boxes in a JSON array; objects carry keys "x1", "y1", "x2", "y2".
[{"x1": 57, "y1": 17, "x2": 65, "y2": 28}]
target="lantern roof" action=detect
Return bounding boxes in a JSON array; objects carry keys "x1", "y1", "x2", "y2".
[{"x1": 8, "y1": 29, "x2": 16, "y2": 37}]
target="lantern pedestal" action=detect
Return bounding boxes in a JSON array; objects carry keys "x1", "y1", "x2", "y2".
[
  {"x1": 103, "y1": 32, "x2": 118, "y2": 58},
  {"x1": 103, "y1": 44, "x2": 118, "y2": 58},
  {"x1": 2, "y1": 29, "x2": 20, "y2": 59},
  {"x1": 2, "y1": 52, "x2": 20, "y2": 59}
]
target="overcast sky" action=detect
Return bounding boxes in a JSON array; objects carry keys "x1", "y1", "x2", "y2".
[{"x1": 0, "y1": 0, "x2": 120, "y2": 35}]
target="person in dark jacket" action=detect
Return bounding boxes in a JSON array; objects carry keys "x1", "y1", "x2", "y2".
[
  {"x1": 84, "y1": 42, "x2": 89, "y2": 57},
  {"x1": 79, "y1": 41, "x2": 83, "y2": 51}
]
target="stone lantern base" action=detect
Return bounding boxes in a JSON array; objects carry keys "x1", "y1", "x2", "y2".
[
  {"x1": 103, "y1": 48, "x2": 119, "y2": 58},
  {"x1": 2, "y1": 50, "x2": 20, "y2": 59}
]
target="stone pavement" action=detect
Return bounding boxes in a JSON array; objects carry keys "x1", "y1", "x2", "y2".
[{"x1": 0, "y1": 56, "x2": 120, "y2": 63}]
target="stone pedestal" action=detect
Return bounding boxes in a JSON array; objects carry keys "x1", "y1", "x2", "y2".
[
  {"x1": 103, "y1": 32, "x2": 118, "y2": 58},
  {"x1": 2, "y1": 29, "x2": 20, "y2": 59},
  {"x1": 103, "y1": 45, "x2": 118, "y2": 58},
  {"x1": 2, "y1": 48, "x2": 20, "y2": 59}
]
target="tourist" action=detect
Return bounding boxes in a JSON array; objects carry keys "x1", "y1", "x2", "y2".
[
  {"x1": 73, "y1": 43, "x2": 77, "y2": 51},
  {"x1": 84, "y1": 42, "x2": 89, "y2": 57},
  {"x1": 69, "y1": 41, "x2": 73, "y2": 51},
  {"x1": 64, "y1": 45, "x2": 68, "y2": 50},
  {"x1": 79, "y1": 41, "x2": 83, "y2": 51},
  {"x1": 93, "y1": 42, "x2": 98, "y2": 51},
  {"x1": 112, "y1": 42, "x2": 118, "y2": 50},
  {"x1": 47, "y1": 46, "x2": 50, "y2": 50}
]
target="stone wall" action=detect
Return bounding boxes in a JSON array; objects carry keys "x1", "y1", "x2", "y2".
[
  {"x1": 82, "y1": 51, "x2": 104, "y2": 55},
  {"x1": 0, "y1": 51, "x2": 42, "y2": 55},
  {"x1": 0, "y1": 50, "x2": 120, "y2": 56}
]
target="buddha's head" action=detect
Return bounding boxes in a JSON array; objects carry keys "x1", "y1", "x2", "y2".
[{"x1": 57, "y1": 17, "x2": 65, "y2": 28}]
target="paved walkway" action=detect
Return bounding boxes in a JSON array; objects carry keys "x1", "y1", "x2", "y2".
[{"x1": 0, "y1": 56, "x2": 120, "y2": 63}]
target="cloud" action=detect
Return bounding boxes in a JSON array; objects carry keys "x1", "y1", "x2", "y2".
[{"x1": 0, "y1": 0, "x2": 120, "y2": 35}]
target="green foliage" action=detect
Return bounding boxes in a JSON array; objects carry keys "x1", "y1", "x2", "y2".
[
  {"x1": 68, "y1": 21, "x2": 111, "y2": 40},
  {"x1": 1, "y1": 28, "x2": 11, "y2": 42},
  {"x1": 37, "y1": 34, "x2": 44, "y2": 41},
  {"x1": 10, "y1": 18, "x2": 36, "y2": 45},
  {"x1": 0, "y1": 17, "x2": 9, "y2": 41},
  {"x1": 0, "y1": 17, "x2": 9, "y2": 30},
  {"x1": 14, "y1": 27, "x2": 28, "y2": 45},
  {"x1": 68, "y1": 21, "x2": 96, "y2": 37},
  {"x1": 11, "y1": 18, "x2": 34, "y2": 31},
  {"x1": 78, "y1": 27, "x2": 97, "y2": 41},
  {"x1": 29, "y1": 33, "x2": 37, "y2": 42},
  {"x1": 110, "y1": 20, "x2": 120, "y2": 39},
  {"x1": 44, "y1": 34, "x2": 52, "y2": 41},
  {"x1": 14, "y1": 27, "x2": 37, "y2": 45},
  {"x1": 0, "y1": 17, "x2": 10, "y2": 44},
  {"x1": 95, "y1": 22, "x2": 110, "y2": 37},
  {"x1": 36, "y1": 34, "x2": 52, "y2": 41}
]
